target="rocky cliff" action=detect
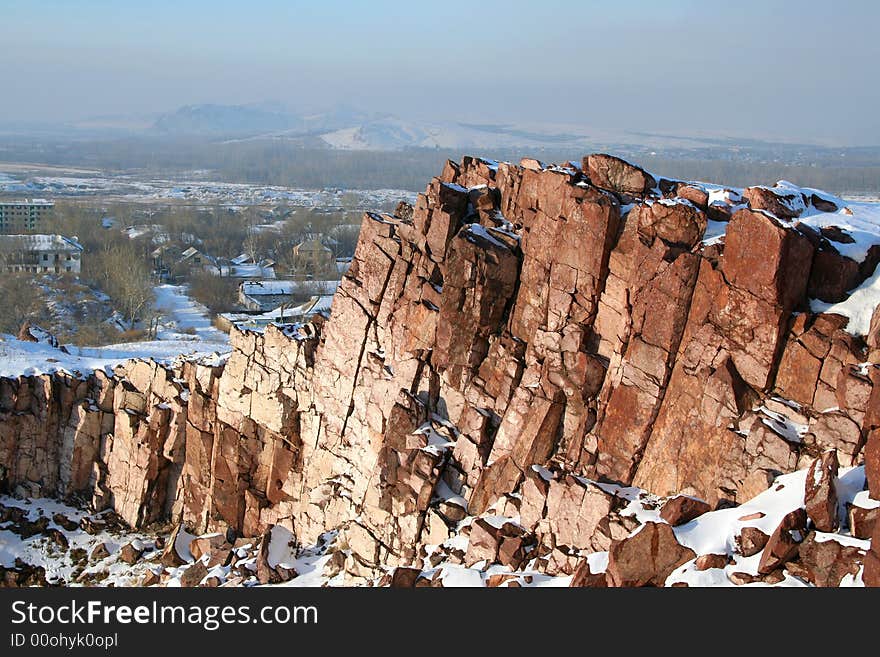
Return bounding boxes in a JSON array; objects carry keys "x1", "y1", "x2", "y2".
[{"x1": 2, "y1": 153, "x2": 880, "y2": 586}]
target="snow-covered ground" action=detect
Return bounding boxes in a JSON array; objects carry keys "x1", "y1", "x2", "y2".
[
  {"x1": 1, "y1": 462, "x2": 872, "y2": 587},
  {"x1": 153, "y1": 284, "x2": 229, "y2": 344},
  {"x1": 0, "y1": 336, "x2": 228, "y2": 379},
  {"x1": 0, "y1": 168, "x2": 415, "y2": 209},
  {"x1": 0, "y1": 285, "x2": 229, "y2": 378},
  {"x1": 0, "y1": 496, "x2": 159, "y2": 586}
]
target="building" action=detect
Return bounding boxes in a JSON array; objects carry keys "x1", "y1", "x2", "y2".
[
  {"x1": 219, "y1": 294, "x2": 334, "y2": 332},
  {"x1": 292, "y1": 237, "x2": 335, "y2": 275},
  {"x1": 180, "y1": 246, "x2": 208, "y2": 267},
  {"x1": 0, "y1": 234, "x2": 83, "y2": 274},
  {"x1": 208, "y1": 258, "x2": 276, "y2": 280},
  {"x1": 238, "y1": 279, "x2": 340, "y2": 312},
  {"x1": 0, "y1": 199, "x2": 54, "y2": 234}
]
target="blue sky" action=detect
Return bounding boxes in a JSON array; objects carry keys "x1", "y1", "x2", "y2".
[{"x1": 1, "y1": 0, "x2": 879, "y2": 143}]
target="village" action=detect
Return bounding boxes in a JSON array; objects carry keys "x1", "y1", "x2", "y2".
[{"x1": 0, "y1": 196, "x2": 378, "y2": 345}]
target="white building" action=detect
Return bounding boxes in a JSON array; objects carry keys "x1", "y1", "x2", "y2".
[{"x1": 0, "y1": 234, "x2": 84, "y2": 274}]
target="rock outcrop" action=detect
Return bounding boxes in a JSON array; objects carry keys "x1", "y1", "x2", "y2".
[{"x1": 2, "y1": 153, "x2": 879, "y2": 586}]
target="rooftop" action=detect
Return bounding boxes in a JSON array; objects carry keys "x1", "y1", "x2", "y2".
[
  {"x1": 0, "y1": 234, "x2": 83, "y2": 252},
  {"x1": 0, "y1": 198, "x2": 54, "y2": 206}
]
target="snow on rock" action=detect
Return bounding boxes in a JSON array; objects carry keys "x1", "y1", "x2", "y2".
[{"x1": 811, "y1": 265, "x2": 880, "y2": 336}]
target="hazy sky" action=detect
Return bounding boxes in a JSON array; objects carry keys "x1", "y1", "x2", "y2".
[{"x1": 2, "y1": 0, "x2": 879, "y2": 144}]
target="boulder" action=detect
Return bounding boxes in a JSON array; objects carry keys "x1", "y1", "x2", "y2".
[
  {"x1": 694, "y1": 554, "x2": 729, "y2": 571},
  {"x1": 464, "y1": 518, "x2": 525, "y2": 568},
  {"x1": 606, "y1": 522, "x2": 696, "y2": 587},
  {"x1": 796, "y1": 534, "x2": 862, "y2": 587},
  {"x1": 633, "y1": 201, "x2": 707, "y2": 248},
  {"x1": 160, "y1": 525, "x2": 189, "y2": 567},
  {"x1": 804, "y1": 450, "x2": 840, "y2": 532},
  {"x1": 742, "y1": 186, "x2": 805, "y2": 219},
  {"x1": 189, "y1": 534, "x2": 232, "y2": 562},
  {"x1": 659, "y1": 495, "x2": 712, "y2": 526},
  {"x1": 758, "y1": 509, "x2": 808, "y2": 574},
  {"x1": 569, "y1": 559, "x2": 608, "y2": 587},
  {"x1": 179, "y1": 561, "x2": 208, "y2": 588},
  {"x1": 141, "y1": 569, "x2": 161, "y2": 587},
  {"x1": 585, "y1": 153, "x2": 656, "y2": 196},
  {"x1": 90, "y1": 543, "x2": 110, "y2": 562},
  {"x1": 737, "y1": 527, "x2": 770, "y2": 557},
  {"x1": 389, "y1": 566, "x2": 422, "y2": 588},
  {"x1": 118, "y1": 542, "x2": 143, "y2": 565},
  {"x1": 848, "y1": 504, "x2": 879, "y2": 540}
]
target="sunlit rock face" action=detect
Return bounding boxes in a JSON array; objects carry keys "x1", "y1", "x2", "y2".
[{"x1": 2, "y1": 153, "x2": 880, "y2": 586}]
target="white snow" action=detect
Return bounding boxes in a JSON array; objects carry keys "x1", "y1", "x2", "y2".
[
  {"x1": 852, "y1": 490, "x2": 880, "y2": 510},
  {"x1": 173, "y1": 527, "x2": 197, "y2": 563},
  {"x1": 666, "y1": 466, "x2": 868, "y2": 587},
  {"x1": 0, "y1": 169, "x2": 416, "y2": 210},
  {"x1": 0, "y1": 496, "x2": 158, "y2": 586},
  {"x1": 0, "y1": 334, "x2": 228, "y2": 378},
  {"x1": 0, "y1": 283, "x2": 230, "y2": 378},
  {"x1": 811, "y1": 265, "x2": 880, "y2": 336},
  {"x1": 757, "y1": 405, "x2": 809, "y2": 444},
  {"x1": 153, "y1": 284, "x2": 229, "y2": 344},
  {"x1": 266, "y1": 525, "x2": 296, "y2": 569}
]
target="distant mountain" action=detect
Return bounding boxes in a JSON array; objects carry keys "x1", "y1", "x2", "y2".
[
  {"x1": 150, "y1": 103, "x2": 386, "y2": 138},
  {"x1": 149, "y1": 103, "x2": 667, "y2": 149},
  {"x1": 5, "y1": 102, "x2": 845, "y2": 156},
  {"x1": 315, "y1": 117, "x2": 734, "y2": 152},
  {"x1": 151, "y1": 104, "x2": 303, "y2": 136}
]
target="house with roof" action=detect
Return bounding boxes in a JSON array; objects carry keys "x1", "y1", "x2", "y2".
[
  {"x1": 0, "y1": 234, "x2": 84, "y2": 274},
  {"x1": 238, "y1": 278, "x2": 340, "y2": 312},
  {"x1": 180, "y1": 246, "x2": 208, "y2": 267},
  {"x1": 292, "y1": 236, "x2": 335, "y2": 275},
  {"x1": 219, "y1": 293, "x2": 335, "y2": 332}
]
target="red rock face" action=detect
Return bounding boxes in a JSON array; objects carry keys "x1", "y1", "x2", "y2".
[
  {"x1": 866, "y1": 428, "x2": 880, "y2": 500},
  {"x1": 795, "y1": 535, "x2": 863, "y2": 587},
  {"x1": 722, "y1": 209, "x2": 814, "y2": 313},
  {"x1": 742, "y1": 186, "x2": 806, "y2": 220},
  {"x1": 570, "y1": 559, "x2": 608, "y2": 587},
  {"x1": 0, "y1": 153, "x2": 877, "y2": 583},
  {"x1": 633, "y1": 200, "x2": 707, "y2": 249}
]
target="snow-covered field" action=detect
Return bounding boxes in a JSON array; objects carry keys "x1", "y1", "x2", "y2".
[
  {"x1": 0, "y1": 167, "x2": 415, "y2": 209},
  {"x1": 0, "y1": 497, "x2": 159, "y2": 586},
  {"x1": 0, "y1": 284, "x2": 228, "y2": 378}
]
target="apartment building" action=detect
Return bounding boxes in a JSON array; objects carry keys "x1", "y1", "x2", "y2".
[{"x1": 0, "y1": 199, "x2": 55, "y2": 234}]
